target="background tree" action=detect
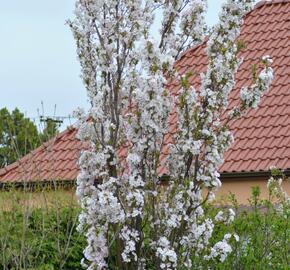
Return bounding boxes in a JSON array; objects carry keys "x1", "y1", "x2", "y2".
[
  {"x1": 0, "y1": 108, "x2": 60, "y2": 168},
  {"x1": 39, "y1": 118, "x2": 59, "y2": 143},
  {"x1": 69, "y1": 0, "x2": 273, "y2": 269},
  {"x1": 0, "y1": 108, "x2": 40, "y2": 167}
]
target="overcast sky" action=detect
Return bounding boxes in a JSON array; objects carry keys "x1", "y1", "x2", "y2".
[{"x1": 0, "y1": 0, "x2": 227, "y2": 128}]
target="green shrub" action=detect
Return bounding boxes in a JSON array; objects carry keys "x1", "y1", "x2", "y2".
[
  {"x1": 192, "y1": 175, "x2": 289, "y2": 270},
  {"x1": 205, "y1": 196, "x2": 289, "y2": 269},
  {"x1": 0, "y1": 203, "x2": 85, "y2": 270}
]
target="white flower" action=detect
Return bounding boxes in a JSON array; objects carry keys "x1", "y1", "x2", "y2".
[
  {"x1": 69, "y1": 0, "x2": 271, "y2": 268},
  {"x1": 262, "y1": 55, "x2": 273, "y2": 64}
]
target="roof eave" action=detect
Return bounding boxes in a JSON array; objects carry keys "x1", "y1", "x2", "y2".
[{"x1": 220, "y1": 169, "x2": 290, "y2": 180}]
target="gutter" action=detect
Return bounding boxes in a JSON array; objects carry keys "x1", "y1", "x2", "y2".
[
  {"x1": 1, "y1": 169, "x2": 290, "y2": 190},
  {"x1": 220, "y1": 169, "x2": 290, "y2": 180}
]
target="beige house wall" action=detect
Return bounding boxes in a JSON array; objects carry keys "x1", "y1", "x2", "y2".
[{"x1": 217, "y1": 177, "x2": 290, "y2": 205}]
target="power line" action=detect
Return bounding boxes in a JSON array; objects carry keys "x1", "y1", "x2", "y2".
[{"x1": 40, "y1": 116, "x2": 64, "y2": 125}]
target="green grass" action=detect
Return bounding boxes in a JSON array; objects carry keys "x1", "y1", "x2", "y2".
[{"x1": 0, "y1": 188, "x2": 77, "y2": 211}]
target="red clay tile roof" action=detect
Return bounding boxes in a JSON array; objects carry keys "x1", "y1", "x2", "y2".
[
  {"x1": 0, "y1": 128, "x2": 89, "y2": 183},
  {"x1": 0, "y1": 0, "x2": 290, "y2": 183}
]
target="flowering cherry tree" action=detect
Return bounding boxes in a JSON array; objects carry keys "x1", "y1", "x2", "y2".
[{"x1": 69, "y1": 0, "x2": 273, "y2": 269}]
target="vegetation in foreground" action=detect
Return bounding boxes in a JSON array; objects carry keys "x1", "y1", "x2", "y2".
[
  {"x1": 0, "y1": 180, "x2": 288, "y2": 270},
  {"x1": 0, "y1": 188, "x2": 83, "y2": 270}
]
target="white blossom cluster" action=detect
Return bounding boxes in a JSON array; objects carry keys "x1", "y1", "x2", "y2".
[
  {"x1": 240, "y1": 55, "x2": 274, "y2": 109},
  {"x1": 205, "y1": 233, "x2": 234, "y2": 262},
  {"x1": 120, "y1": 226, "x2": 140, "y2": 262},
  {"x1": 180, "y1": 218, "x2": 214, "y2": 253},
  {"x1": 156, "y1": 237, "x2": 178, "y2": 269},
  {"x1": 195, "y1": 0, "x2": 254, "y2": 189},
  {"x1": 215, "y1": 208, "x2": 235, "y2": 225},
  {"x1": 267, "y1": 167, "x2": 290, "y2": 214},
  {"x1": 69, "y1": 0, "x2": 274, "y2": 269},
  {"x1": 82, "y1": 228, "x2": 108, "y2": 269}
]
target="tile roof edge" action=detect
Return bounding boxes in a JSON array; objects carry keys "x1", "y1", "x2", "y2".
[
  {"x1": 255, "y1": 0, "x2": 290, "y2": 9},
  {"x1": 0, "y1": 125, "x2": 77, "y2": 179},
  {"x1": 177, "y1": 40, "x2": 207, "y2": 62}
]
